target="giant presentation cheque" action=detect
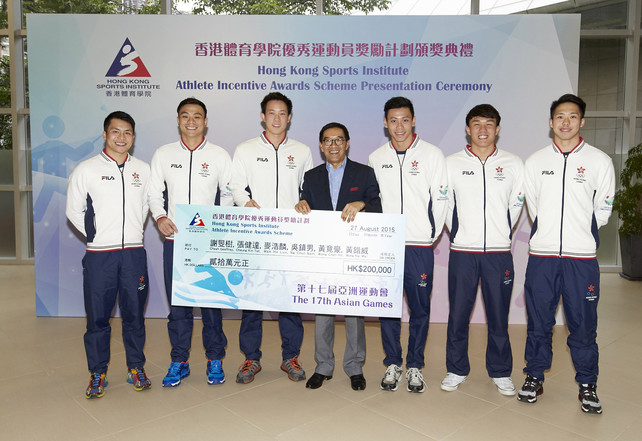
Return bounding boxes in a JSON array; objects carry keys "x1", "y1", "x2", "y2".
[{"x1": 172, "y1": 205, "x2": 406, "y2": 318}]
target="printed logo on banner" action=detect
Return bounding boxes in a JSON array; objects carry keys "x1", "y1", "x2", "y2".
[
  {"x1": 190, "y1": 213, "x2": 206, "y2": 227},
  {"x1": 106, "y1": 38, "x2": 151, "y2": 77},
  {"x1": 96, "y1": 38, "x2": 161, "y2": 99}
]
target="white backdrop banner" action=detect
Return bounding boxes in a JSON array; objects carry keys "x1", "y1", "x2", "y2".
[{"x1": 28, "y1": 14, "x2": 580, "y2": 323}]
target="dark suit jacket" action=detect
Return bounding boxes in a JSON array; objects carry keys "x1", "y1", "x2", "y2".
[{"x1": 300, "y1": 158, "x2": 382, "y2": 213}]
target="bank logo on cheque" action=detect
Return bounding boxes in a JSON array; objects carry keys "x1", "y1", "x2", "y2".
[{"x1": 106, "y1": 38, "x2": 150, "y2": 77}]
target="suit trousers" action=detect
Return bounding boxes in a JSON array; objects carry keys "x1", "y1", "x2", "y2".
[{"x1": 313, "y1": 314, "x2": 365, "y2": 377}]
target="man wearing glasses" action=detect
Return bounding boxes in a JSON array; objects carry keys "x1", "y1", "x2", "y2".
[{"x1": 295, "y1": 122, "x2": 381, "y2": 391}]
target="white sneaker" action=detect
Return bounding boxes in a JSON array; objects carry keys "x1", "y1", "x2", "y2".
[
  {"x1": 380, "y1": 364, "x2": 402, "y2": 391},
  {"x1": 440, "y1": 372, "x2": 466, "y2": 391},
  {"x1": 492, "y1": 377, "x2": 516, "y2": 396},
  {"x1": 406, "y1": 368, "x2": 426, "y2": 393}
]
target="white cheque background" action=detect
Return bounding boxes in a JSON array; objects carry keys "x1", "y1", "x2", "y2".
[{"x1": 172, "y1": 205, "x2": 406, "y2": 317}]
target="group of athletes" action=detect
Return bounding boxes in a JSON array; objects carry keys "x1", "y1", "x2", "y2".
[{"x1": 66, "y1": 91, "x2": 614, "y2": 415}]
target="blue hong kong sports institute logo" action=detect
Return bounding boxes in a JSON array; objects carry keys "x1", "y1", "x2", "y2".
[{"x1": 106, "y1": 38, "x2": 151, "y2": 77}]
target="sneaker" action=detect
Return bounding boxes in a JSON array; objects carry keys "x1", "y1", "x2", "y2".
[
  {"x1": 127, "y1": 367, "x2": 152, "y2": 391},
  {"x1": 441, "y1": 372, "x2": 467, "y2": 392},
  {"x1": 236, "y1": 359, "x2": 262, "y2": 384},
  {"x1": 85, "y1": 372, "x2": 108, "y2": 399},
  {"x1": 579, "y1": 384, "x2": 602, "y2": 414},
  {"x1": 162, "y1": 361, "x2": 190, "y2": 387},
  {"x1": 280, "y1": 356, "x2": 306, "y2": 381},
  {"x1": 406, "y1": 367, "x2": 426, "y2": 393},
  {"x1": 517, "y1": 375, "x2": 543, "y2": 403},
  {"x1": 380, "y1": 364, "x2": 402, "y2": 391},
  {"x1": 492, "y1": 377, "x2": 516, "y2": 396},
  {"x1": 207, "y1": 359, "x2": 225, "y2": 385}
]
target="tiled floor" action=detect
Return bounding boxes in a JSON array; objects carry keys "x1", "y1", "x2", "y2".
[{"x1": 1, "y1": 265, "x2": 641, "y2": 440}]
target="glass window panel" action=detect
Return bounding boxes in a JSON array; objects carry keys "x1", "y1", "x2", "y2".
[
  {"x1": 23, "y1": 37, "x2": 28, "y2": 107},
  {"x1": 581, "y1": 117, "x2": 619, "y2": 155},
  {"x1": 0, "y1": 37, "x2": 10, "y2": 107},
  {"x1": 0, "y1": 190, "x2": 15, "y2": 257},
  {"x1": 22, "y1": 190, "x2": 33, "y2": 258},
  {"x1": 579, "y1": 39, "x2": 625, "y2": 112},
  {"x1": 0, "y1": 113, "x2": 12, "y2": 184},
  {"x1": 635, "y1": 117, "x2": 642, "y2": 147},
  {"x1": 500, "y1": 1, "x2": 627, "y2": 29},
  {"x1": 579, "y1": 0, "x2": 627, "y2": 30},
  {"x1": 24, "y1": 113, "x2": 30, "y2": 186},
  {"x1": 0, "y1": 0, "x2": 7, "y2": 29},
  {"x1": 637, "y1": 42, "x2": 642, "y2": 112},
  {"x1": 583, "y1": 117, "x2": 621, "y2": 265}
]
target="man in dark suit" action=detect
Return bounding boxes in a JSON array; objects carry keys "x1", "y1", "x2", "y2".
[{"x1": 295, "y1": 122, "x2": 382, "y2": 391}]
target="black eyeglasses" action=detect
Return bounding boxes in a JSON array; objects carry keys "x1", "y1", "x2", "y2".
[{"x1": 322, "y1": 137, "x2": 346, "y2": 146}]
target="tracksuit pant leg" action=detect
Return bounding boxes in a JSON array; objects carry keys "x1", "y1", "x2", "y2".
[
  {"x1": 479, "y1": 253, "x2": 514, "y2": 378},
  {"x1": 381, "y1": 245, "x2": 434, "y2": 369},
  {"x1": 164, "y1": 240, "x2": 228, "y2": 361},
  {"x1": 561, "y1": 258, "x2": 600, "y2": 384},
  {"x1": 83, "y1": 248, "x2": 148, "y2": 373},
  {"x1": 239, "y1": 310, "x2": 263, "y2": 360},
  {"x1": 523, "y1": 256, "x2": 600, "y2": 384},
  {"x1": 201, "y1": 306, "x2": 227, "y2": 361},
  {"x1": 164, "y1": 240, "x2": 194, "y2": 362},
  {"x1": 239, "y1": 311, "x2": 302, "y2": 361},
  {"x1": 117, "y1": 248, "x2": 149, "y2": 369},
  {"x1": 445, "y1": 251, "x2": 482, "y2": 376},
  {"x1": 279, "y1": 312, "x2": 304, "y2": 360}
]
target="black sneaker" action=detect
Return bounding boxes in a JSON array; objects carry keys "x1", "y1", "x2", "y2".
[
  {"x1": 579, "y1": 384, "x2": 602, "y2": 414},
  {"x1": 517, "y1": 375, "x2": 543, "y2": 403}
]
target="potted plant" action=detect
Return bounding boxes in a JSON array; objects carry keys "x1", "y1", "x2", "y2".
[{"x1": 613, "y1": 143, "x2": 642, "y2": 280}]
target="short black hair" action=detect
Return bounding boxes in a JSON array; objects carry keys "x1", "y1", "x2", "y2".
[
  {"x1": 466, "y1": 104, "x2": 501, "y2": 126},
  {"x1": 261, "y1": 92, "x2": 292, "y2": 114},
  {"x1": 319, "y1": 122, "x2": 350, "y2": 143},
  {"x1": 384, "y1": 96, "x2": 414, "y2": 118},
  {"x1": 177, "y1": 97, "x2": 207, "y2": 118},
  {"x1": 550, "y1": 93, "x2": 586, "y2": 119},
  {"x1": 103, "y1": 111, "x2": 135, "y2": 133}
]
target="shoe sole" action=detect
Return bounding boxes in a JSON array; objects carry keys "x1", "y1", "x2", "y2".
[
  {"x1": 517, "y1": 389, "x2": 542, "y2": 403},
  {"x1": 440, "y1": 383, "x2": 461, "y2": 392},
  {"x1": 236, "y1": 366, "x2": 262, "y2": 384},
  {"x1": 162, "y1": 371, "x2": 190, "y2": 387},
  {"x1": 85, "y1": 392, "x2": 105, "y2": 399},
  {"x1": 380, "y1": 382, "x2": 399, "y2": 391},
  {"x1": 407, "y1": 385, "x2": 425, "y2": 393},
  {"x1": 581, "y1": 404, "x2": 603, "y2": 414},
  {"x1": 208, "y1": 377, "x2": 225, "y2": 385},
  {"x1": 497, "y1": 387, "x2": 516, "y2": 396}
]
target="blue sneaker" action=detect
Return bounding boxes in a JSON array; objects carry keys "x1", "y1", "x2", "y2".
[
  {"x1": 162, "y1": 361, "x2": 190, "y2": 387},
  {"x1": 207, "y1": 359, "x2": 225, "y2": 385}
]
